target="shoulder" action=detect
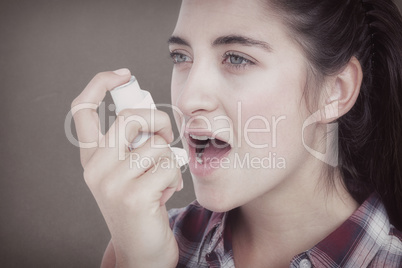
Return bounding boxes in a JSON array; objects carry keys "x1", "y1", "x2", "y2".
[
  {"x1": 309, "y1": 193, "x2": 402, "y2": 267},
  {"x1": 361, "y1": 193, "x2": 402, "y2": 267},
  {"x1": 369, "y1": 226, "x2": 402, "y2": 267}
]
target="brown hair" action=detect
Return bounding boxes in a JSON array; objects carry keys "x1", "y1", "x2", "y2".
[{"x1": 267, "y1": 0, "x2": 402, "y2": 229}]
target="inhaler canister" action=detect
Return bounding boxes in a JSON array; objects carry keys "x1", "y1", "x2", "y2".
[
  {"x1": 110, "y1": 76, "x2": 156, "y2": 113},
  {"x1": 110, "y1": 76, "x2": 188, "y2": 167},
  {"x1": 110, "y1": 76, "x2": 155, "y2": 148}
]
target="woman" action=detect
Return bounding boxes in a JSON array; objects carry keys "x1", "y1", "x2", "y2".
[{"x1": 71, "y1": 0, "x2": 402, "y2": 267}]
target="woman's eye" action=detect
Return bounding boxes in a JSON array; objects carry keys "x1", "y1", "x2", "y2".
[
  {"x1": 170, "y1": 52, "x2": 191, "y2": 64},
  {"x1": 223, "y1": 52, "x2": 255, "y2": 68},
  {"x1": 229, "y1": 55, "x2": 248, "y2": 64}
]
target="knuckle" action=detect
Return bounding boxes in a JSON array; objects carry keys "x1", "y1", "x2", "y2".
[
  {"x1": 150, "y1": 136, "x2": 170, "y2": 153},
  {"x1": 115, "y1": 111, "x2": 136, "y2": 126},
  {"x1": 71, "y1": 97, "x2": 80, "y2": 109},
  {"x1": 152, "y1": 134, "x2": 168, "y2": 145},
  {"x1": 121, "y1": 196, "x2": 139, "y2": 211},
  {"x1": 175, "y1": 165, "x2": 182, "y2": 177},
  {"x1": 122, "y1": 187, "x2": 144, "y2": 211},
  {"x1": 79, "y1": 155, "x2": 88, "y2": 168},
  {"x1": 117, "y1": 110, "x2": 144, "y2": 128},
  {"x1": 83, "y1": 165, "x2": 97, "y2": 187},
  {"x1": 92, "y1": 71, "x2": 109, "y2": 83},
  {"x1": 82, "y1": 157, "x2": 103, "y2": 188},
  {"x1": 158, "y1": 156, "x2": 178, "y2": 173},
  {"x1": 115, "y1": 114, "x2": 142, "y2": 137},
  {"x1": 98, "y1": 178, "x2": 115, "y2": 199},
  {"x1": 158, "y1": 111, "x2": 172, "y2": 128},
  {"x1": 158, "y1": 110, "x2": 170, "y2": 122},
  {"x1": 170, "y1": 161, "x2": 181, "y2": 176}
]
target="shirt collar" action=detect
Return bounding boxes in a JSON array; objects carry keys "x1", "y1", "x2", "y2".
[
  {"x1": 196, "y1": 193, "x2": 391, "y2": 267},
  {"x1": 304, "y1": 192, "x2": 391, "y2": 267},
  {"x1": 197, "y1": 205, "x2": 232, "y2": 263}
]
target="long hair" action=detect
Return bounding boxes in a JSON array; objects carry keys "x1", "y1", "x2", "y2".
[{"x1": 267, "y1": 0, "x2": 402, "y2": 229}]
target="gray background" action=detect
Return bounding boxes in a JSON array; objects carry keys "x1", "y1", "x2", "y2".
[{"x1": 1, "y1": 0, "x2": 401, "y2": 267}]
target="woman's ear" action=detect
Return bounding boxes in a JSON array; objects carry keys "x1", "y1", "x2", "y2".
[{"x1": 319, "y1": 56, "x2": 363, "y2": 123}]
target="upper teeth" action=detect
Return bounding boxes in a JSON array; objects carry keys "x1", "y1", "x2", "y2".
[{"x1": 190, "y1": 134, "x2": 215, "y2": 141}]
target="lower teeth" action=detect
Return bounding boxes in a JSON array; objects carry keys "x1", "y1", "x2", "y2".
[
  {"x1": 196, "y1": 152, "x2": 203, "y2": 164},
  {"x1": 195, "y1": 142, "x2": 208, "y2": 164}
]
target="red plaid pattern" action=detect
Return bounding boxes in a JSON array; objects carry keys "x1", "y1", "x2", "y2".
[{"x1": 169, "y1": 193, "x2": 402, "y2": 267}]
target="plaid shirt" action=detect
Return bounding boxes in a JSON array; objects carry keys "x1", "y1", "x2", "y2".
[{"x1": 168, "y1": 193, "x2": 402, "y2": 267}]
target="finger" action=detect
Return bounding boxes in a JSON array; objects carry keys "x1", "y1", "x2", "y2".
[
  {"x1": 117, "y1": 135, "x2": 173, "y2": 180},
  {"x1": 140, "y1": 156, "x2": 182, "y2": 206},
  {"x1": 73, "y1": 69, "x2": 132, "y2": 108},
  {"x1": 71, "y1": 69, "x2": 131, "y2": 166},
  {"x1": 101, "y1": 240, "x2": 116, "y2": 268},
  {"x1": 85, "y1": 133, "x2": 172, "y2": 189},
  {"x1": 96, "y1": 109, "x2": 174, "y2": 163},
  {"x1": 117, "y1": 108, "x2": 174, "y2": 148},
  {"x1": 160, "y1": 186, "x2": 178, "y2": 207},
  {"x1": 176, "y1": 176, "x2": 184, "y2": 192},
  {"x1": 86, "y1": 140, "x2": 179, "y2": 209}
]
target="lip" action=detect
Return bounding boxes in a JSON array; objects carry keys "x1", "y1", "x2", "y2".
[
  {"x1": 184, "y1": 130, "x2": 232, "y2": 177},
  {"x1": 184, "y1": 130, "x2": 232, "y2": 147}
]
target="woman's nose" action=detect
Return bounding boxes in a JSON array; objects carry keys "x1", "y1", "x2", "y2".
[{"x1": 173, "y1": 61, "x2": 220, "y2": 117}]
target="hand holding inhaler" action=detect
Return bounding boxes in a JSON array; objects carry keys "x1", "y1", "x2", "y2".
[
  {"x1": 110, "y1": 76, "x2": 188, "y2": 167},
  {"x1": 72, "y1": 70, "x2": 183, "y2": 267}
]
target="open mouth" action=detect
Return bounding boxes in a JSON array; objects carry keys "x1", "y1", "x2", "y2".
[{"x1": 188, "y1": 134, "x2": 232, "y2": 164}]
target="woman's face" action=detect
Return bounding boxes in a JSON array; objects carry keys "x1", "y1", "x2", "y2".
[{"x1": 170, "y1": 0, "x2": 319, "y2": 212}]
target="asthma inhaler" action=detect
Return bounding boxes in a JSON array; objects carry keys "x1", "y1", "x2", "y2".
[{"x1": 110, "y1": 76, "x2": 188, "y2": 167}]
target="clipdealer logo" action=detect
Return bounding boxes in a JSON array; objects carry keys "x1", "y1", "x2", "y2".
[
  {"x1": 128, "y1": 151, "x2": 286, "y2": 173},
  {"x1": 66, "y1": 101, "x2": 339, "y2": 169}
]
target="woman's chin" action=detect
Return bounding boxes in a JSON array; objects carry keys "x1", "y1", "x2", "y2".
[
  {"x1": 194, "y1": 188, "x2": 239, "y2": 213},
  {"x1": 197, "y1": 199, "x2": 233, "y2": 213}
]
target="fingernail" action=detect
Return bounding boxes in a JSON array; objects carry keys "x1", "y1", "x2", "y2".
[{"x1": 113, "y1": 68, "x2": 130, "y2": 76}]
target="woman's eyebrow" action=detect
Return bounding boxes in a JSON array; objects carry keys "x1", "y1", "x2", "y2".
[
  {"x1": 168, "y1": 34, "x2": 273, "y2": 52},
  {"x1": 212, "y1": 35, "x2": 273, "y2": 52},
  {"x1": 168, "y1": 36, "x2": 190, "y2": 47}
]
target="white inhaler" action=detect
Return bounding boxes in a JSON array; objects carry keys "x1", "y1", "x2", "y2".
[{"x1": 110, "y1": 76, "x2": 188, "y2": 167}]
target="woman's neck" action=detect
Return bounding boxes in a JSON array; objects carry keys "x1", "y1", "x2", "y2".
[{"x1": 231, "y1": 169, "x2": 359, "y2": 268}]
